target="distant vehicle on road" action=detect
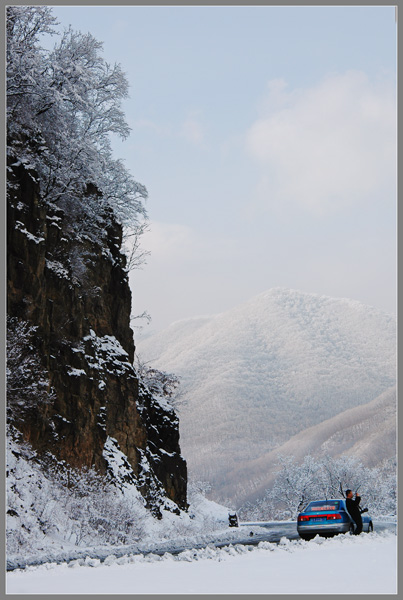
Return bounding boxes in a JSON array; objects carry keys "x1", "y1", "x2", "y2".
[
  {"x1": 297, "y1": 499, "x2": 373, "y2": 540},
  {"x1": 228, "y1": 511, "x2": 239, "y2": 527}
]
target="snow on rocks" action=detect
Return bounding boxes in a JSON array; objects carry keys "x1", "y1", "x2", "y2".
[
  {"x1": 102, "y1": 436, "x2": 138, "y2": 487},
  {"x1": 83, "y1": 330, "x2": 133, "y2": 377},
  {"x1": 14, "y1": 220, "x2": 45, "y2": 244},
  {"x1": 45, "y1": 259, "x2": 69, "y2": 279}
]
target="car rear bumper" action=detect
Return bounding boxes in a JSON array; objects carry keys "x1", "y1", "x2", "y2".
[{"x1": 297, "y1": 522, "x2": 351, "y2": 536}]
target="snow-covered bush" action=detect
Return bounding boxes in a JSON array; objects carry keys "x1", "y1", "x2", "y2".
[
  {"x1": 6, "y1": 429, "x2": 153, "y2": 555},
  {"x1": 7, "y1": 431, "x2": 232, "y2": 561},
  {"x1": 187, "y1": 480, "x2": 230, "y2": 530}
]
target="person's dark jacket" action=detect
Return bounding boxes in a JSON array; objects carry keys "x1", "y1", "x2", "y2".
[{"x1": 346, "y1": 495, "x2": 362, "y2": 525}]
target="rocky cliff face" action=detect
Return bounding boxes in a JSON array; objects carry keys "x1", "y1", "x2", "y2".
[{"x1": 7, "y1": 156, "x2": 187, "y2": 515}]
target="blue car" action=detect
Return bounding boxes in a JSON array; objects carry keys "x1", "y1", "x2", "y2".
[{"x1": 297, "y1": 499, "x2": 373, "y2": 540}]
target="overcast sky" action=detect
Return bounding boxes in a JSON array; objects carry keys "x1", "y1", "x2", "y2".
[{"x1": 50, "y1": 6, "x2": 397, "y2": 333}]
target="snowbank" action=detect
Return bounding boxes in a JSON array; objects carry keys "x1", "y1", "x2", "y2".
[
  {"x1": 7, "y1": 432, "x2": 239, "y2": 569},
  {"x1": 7, "y1": 531, "x2": 396, "y2": 595}
]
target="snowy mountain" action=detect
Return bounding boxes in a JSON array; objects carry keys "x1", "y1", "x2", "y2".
[{"x1": 138, "y1": 288, "x2": 396, "y2": 503}]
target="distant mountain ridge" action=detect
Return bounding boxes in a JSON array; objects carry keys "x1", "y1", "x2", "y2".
[
  {"x1": 220, "y1": 386, "x2": 396, "y2": 506},
  {"x1": 138, "y1": 288, "x2": 396, "y2": 503}
]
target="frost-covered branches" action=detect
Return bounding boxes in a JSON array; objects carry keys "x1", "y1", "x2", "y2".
[
  {"x1": 43, "y1": 27, "x2": 130, "y2": 137},
  {"x1": 7, "y1": 433, "x2": 230, "y2": 559},
  {"x1": 136, "y1": 357, "x2": 185, "y2": 409},
  {"x1": 123, "y1": 222, "x2": 151, "y2": 274},
  {"x1": 7, "y1": 6, "x2": 147, "y2": 238},
  {"x1": 42, "y1": 460, "x2": 146, "y2": 546},
  {"x1": 239, "y1": 454, "x2": 397, "y2": 521},
  {"x1": 6, "y1": 6, "x2": 57, "y2": 121},
  {"x1": 6, "y1": 317, "x2": 54, "y2": 424},
  {"x1": 7, "y1": 434, "x2": 149, "y2": 553},
  {"x1": 269, "y1": 455, "x2": 322, "y2": 517},
  {"x1": 318, "y1": 454, "x2": 362, "y2": 499}
]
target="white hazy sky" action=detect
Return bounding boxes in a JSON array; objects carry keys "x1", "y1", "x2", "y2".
[{"x1": 49, "y1": 5, "x2": 397, "y2": 332}]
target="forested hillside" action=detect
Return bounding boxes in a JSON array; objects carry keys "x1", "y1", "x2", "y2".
[
  {"x1": 138, "y1": 288, "x2": 396, "y2": 503},
  {"x1": 227, "y1": 386, "x2": 396, "y2": 509}
]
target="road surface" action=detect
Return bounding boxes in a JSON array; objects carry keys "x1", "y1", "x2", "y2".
[
  {"x1": 7, "y1": 520, "x2": 396, "y2": 571},
  {"x1": 238, "y1": 519, "x2": 395, "y2": 545}
]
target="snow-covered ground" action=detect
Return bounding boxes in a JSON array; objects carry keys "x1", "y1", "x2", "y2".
[{"x1": 7, "y1": 531, "x2": 396, "y2": 595}]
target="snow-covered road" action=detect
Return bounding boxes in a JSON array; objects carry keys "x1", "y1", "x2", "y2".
[{"x1": 7, "y1": 531, "x2": 397, "y2": 595}]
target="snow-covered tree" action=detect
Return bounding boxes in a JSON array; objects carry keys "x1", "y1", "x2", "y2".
[
  {"x1": 374, "y1": 458, "x2": 397, "y2": 516},
  {"x1": 318, "y1": 454, "x2": 362, "y2": 499},
  {"x1": 6, "y1": 317, "x2": 54, "y2": 425},
  {"x1": 6, "y1": 6, "x2": 58, "y2": 130},
  {"x1": 124, "y1": 221, "x2": 151, "y2": 274},
  {"x1": 7, "y1": 5, "x2": 147, "y2": 245},
  {"x1": 245, "y1": 453, "x2": 397, "y2": 521},
  {"x1": 266, "y1": 455, "x2": 322, "y2": 519},
  {"x1": 136, "y1": 356, "x2": 185, "y2": 409}
]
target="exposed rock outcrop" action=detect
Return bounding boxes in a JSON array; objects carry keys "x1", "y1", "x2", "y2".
[{"x1": 7, "y1": 156, "x2": 187, "y2": 515}]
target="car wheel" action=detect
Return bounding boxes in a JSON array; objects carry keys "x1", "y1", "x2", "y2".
[
  {"x1": 367, "y1": 521, "x2": 373, "y2": 533},
  {"x1": 300, "y1": 534, "x2": 314, "y2": 541}
]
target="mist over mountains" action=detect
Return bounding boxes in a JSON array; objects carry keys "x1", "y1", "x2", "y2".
[
  {"x1": 138, "y1": 288, "x2": 396, "y2": 504},
  {"x1": 222, "y1": 385, "x2": 396, "y2": 506}
]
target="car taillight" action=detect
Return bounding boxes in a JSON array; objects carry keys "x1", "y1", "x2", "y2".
[{"x1": 298, "y1": 513, "x2": 342, "y2": 522}]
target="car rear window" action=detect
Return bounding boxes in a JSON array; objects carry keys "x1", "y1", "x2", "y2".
[{"x1": 307, "y1": 501, "x2": 340, "y2": 511}]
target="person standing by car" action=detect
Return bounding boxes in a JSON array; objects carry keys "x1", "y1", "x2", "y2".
[{"x1": 345, "y1": 489, "x2": 363, "y2": 535}]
